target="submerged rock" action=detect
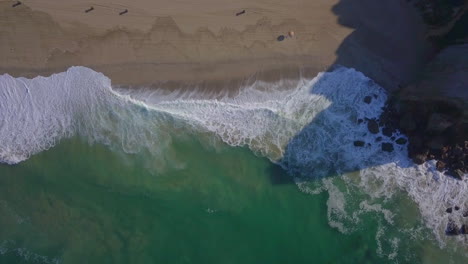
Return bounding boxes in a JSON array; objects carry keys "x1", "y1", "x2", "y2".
[
  {"x1": 363, "y1": 96, "x2": 372, "y2": 104},
  {"x1": 367, "y1": 119, "x2": 379, "y2": 134},
  {"x1": 395, "y1": 137, "x2": 407, "y2": 145},
  {"x1": 446, "y1": 207, "x2": 453, "y2": 213},
  {"x1": 461, "y1": 225, "x2": 467, "y2": 235},
  {"x1": 381, "y1": 143, "x2": 394, "y2": 152},
  {"x1": 454, "y1": 206, "x2": 460, "y2": 211},
  {"x1": 382, "y1": 127, "x2": 393, "y2": 137},
  {"x1": 353, "y1": 140, "x2": 365, "y2": 147},
  {"x1": 446, "y1": 220, "x2": 460, "y2": 236}
]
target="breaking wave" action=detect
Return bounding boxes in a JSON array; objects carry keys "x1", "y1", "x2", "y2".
[{"x1": 1, "y1": 66, "x2": 467, "y2": 251}]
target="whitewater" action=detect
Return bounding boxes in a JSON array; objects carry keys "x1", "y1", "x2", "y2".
[{"x1": 0, "y1": 66, "x2": 467, "y2": 251}]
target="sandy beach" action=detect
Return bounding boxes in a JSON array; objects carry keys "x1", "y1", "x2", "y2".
[{"x1": 0, "y1": 0, "x2": 428, "y2": 90}]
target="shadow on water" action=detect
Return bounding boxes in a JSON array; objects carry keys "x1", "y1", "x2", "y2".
[{"x1": 266, "y1": 0, "x2": 433, "y2": 184}]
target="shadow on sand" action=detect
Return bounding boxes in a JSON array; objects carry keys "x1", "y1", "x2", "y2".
[{"x1": 266, "y1": 0, "x2": 433, "y2": 184}]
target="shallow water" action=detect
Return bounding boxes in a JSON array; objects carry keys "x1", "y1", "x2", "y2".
[{"x1": 0, "y1": 66, "x2": 467, "y2": 263}]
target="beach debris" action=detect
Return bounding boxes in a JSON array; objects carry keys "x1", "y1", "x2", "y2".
[
  {"x1": 85, "y1": 7, "x2": 94, "y2": 13},
  {"x1": 119, "y1": 9, "x2": 128, "y2": 15},
  {"x1": 12, "y1": 1, "x2": 21, "y2": 7},
  {"x1": 277, "y1": 35, "x2": 285, "y2": 41},
  {"x1": 236, "y1": 10, "x2": 246, "y2": 16},
  {"x1": 288, "y1": 31, "x2": 295, "y2": 38}
]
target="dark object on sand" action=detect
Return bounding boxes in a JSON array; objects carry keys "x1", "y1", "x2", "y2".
[
  {"x1": 12, "y1": 1, "x2": 21, "y2": 7},
  {"x1": 277, "y1": 35, "x2": 285, "y2": 41},
  {"x1": 119, "y1": 9, "x2": 128, "y2": 15},
  {"x1": 85, "y1": 7, "x2": 94, "y2": 13},
  {"x1": 236, "y1": 10, "x2": 246, "y2": 16}
]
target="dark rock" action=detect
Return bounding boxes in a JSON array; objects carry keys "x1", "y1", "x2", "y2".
[
  {"x1": 454, "y1": 206, "x2": 460, "y2": 211},
  {"x1": 463, "y1": 210, "x2": 468, "y2": 217},
  {"x1": 364, "y1": 96, "x2": 372, "y2": 104},
  {"x1": 354, "y1": 141, "x2": 365, "y2": 147},
  {"x1": 454, "y1": 160, "x2": 465, "y2": 170},
  {"x1": 446, "y1": 169, "x2": 464, "y2": 180},
  {"x1": 412, "y1": 153, "x2": 428, "y2": 165},
  {"x1": 367, "y1": 119, "x2": 379, "y2": 134},
  {"x1": 382, "y1": 143, "x2": 394, "y2": 152},
  {"x1": 277, "y1": 35, "x2": 285, "y2": 41},
  {"x1": 461, "y1": 225, "x2": 468, "y2": 235},
  {"x1": 395, "y1": 137, "x2": 407, "y2": 145},
  {"x1": 411, "y1": 137, "x2": 424, "y2": 149},
  {"x1": 453, "y1": 145, "x2": 463, "y2": 156},
  {"x1": 427, "y1": 136, "x2": 446, "y2": 150},
  {"x1": 446, "y1": 220, "x2": 460, "y2": 236},
  {"x1": 446, "y1": 207, "x2": 453, "y2": 213},
  {"x1": 399, "y1": 113, "x2": 416, "y2": 131},
  {"x1": 426, "y1": 113, "x2": 453, "y2": 133},
  {"x1": 373, "y1": 94, "x2": 378, "y2": 99},
  {"x1": 382, "y1": 127, "x2": 393, "y2": 137},
  {"x1": 436, "y1": 161, "x2": 446, "y2": 171},
  {"x1": 376, "y1": 137, "x2": 383, "y2": 142},
  {"x1": 357, "y1": 119, "x2": 363, "y2": 124}
]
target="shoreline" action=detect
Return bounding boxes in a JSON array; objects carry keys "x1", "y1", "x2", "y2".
[{"x1": 0, "y1": 58, "x2": 326, "y2": 90}]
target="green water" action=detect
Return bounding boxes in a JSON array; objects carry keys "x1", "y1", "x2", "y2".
[{"x1": 0, "y1": 137, "x2": 464, "y2": 263}]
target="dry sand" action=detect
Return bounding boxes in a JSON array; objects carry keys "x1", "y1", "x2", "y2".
[{"x1": 0, "y1": 0, "x2": 429, "y2": 90}]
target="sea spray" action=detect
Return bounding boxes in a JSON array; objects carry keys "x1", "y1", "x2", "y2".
[{"x1": 1, "y1": 66, "x2": 467, "y2": 250}]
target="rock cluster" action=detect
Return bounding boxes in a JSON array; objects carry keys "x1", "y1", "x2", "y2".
[
  {"x1": 389, "y1": 98, "x2": 467, "y2": 179},
  {"x1": 352, "y1": 95, "x2": 406, "y2": 154},
  {"x1": 353, "y1": 94, "x2": 467, "y2": 180},
  {"x1": 445, "y1": 205, "x2": 468, "y2": 236}
]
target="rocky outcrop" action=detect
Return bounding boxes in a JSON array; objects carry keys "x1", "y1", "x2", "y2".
[{"x1": 389, "y1": 44, "x2": 468, "y2": 178}]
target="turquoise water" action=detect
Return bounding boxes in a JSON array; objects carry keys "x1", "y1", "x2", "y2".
[
  {"x1": 1, "y1": 67, "x2": 467, "y2": 263},
  {"x1": 0, "y1": 137, "x2": 460, "y2": 264}
]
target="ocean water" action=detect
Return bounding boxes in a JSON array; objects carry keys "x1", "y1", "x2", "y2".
[{"x1": 0, "y1": 67, "x2": 467, "y2": 263}]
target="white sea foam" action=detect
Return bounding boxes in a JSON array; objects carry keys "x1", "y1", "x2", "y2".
[{"x1": 1, "y1": 66, "x2": 467, "y2": 250}]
